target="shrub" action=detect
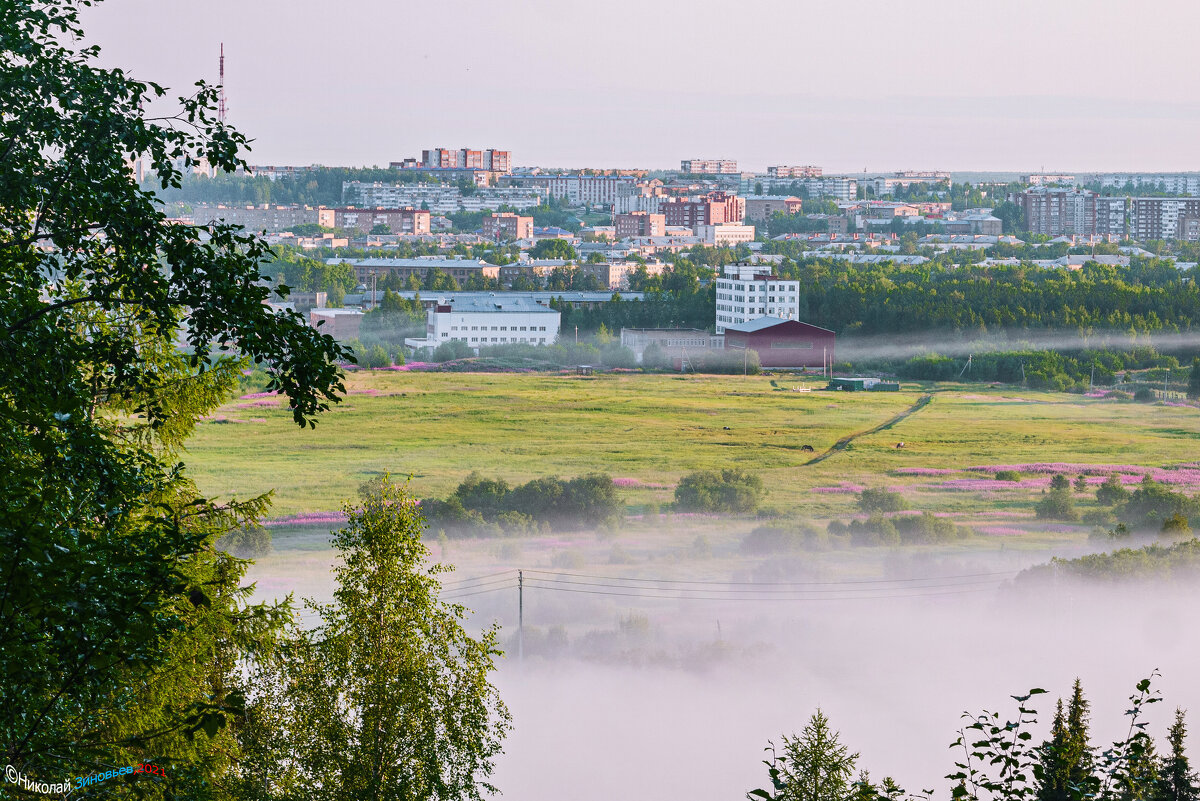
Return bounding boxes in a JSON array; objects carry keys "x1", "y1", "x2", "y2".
[
  {"x1": 845, "y1": 515, "x2": 899, "y2": 546},
  {"x1": 216, "y1": 527, "x2": 272, "y2": 558},
  {"x1": 551, "y1": 550, "x2": 585, "y2": 569},
  {"x1": 741, "y1": 524, "x2": 819, "y2": 554},
  {"x1": 1161, "y1": 514, "x2": 1191, "y2": 536},
  {"x1": 1133, "y1": 387, "x2": 1156, "y2": 402},
  {"x1": 431, "y1": 338, "x2": 473, "y2": 362},
  {"x1": 1073, "y1": 474, "x2": 1089, "y2": 492},
  {"x1": 857, "y1": 487, "x2": 907, "y2": 514},
  {"x1": 1096, "y1": 474, "x2": 1131, "y2": 506},
  {"x1": 894, "y1": 512, "x2": 960, "y2": 544},
  {"x1": 364, "y1": 344, "x2": 391, "y2": 369},
  {"x1": 1119, "y1": 478, "x2": 1200, "y2": 531},
  {"x1": 1050, "y1": 474, "x2": 1071, "y2": 490},
  {"x1": 674, "y1": 469, "x2": 764, "y2": 513},
  {"x1": 994, "y1": 470, "x2": 1021, "y2": 481},
  {"x1": 1035, "y1": 488, "x2": 1079, "y2": 521}
]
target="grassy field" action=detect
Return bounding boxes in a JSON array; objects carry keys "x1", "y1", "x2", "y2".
[{"x1": 184, "y1": 371, "x2": 1200, "y2": 521}]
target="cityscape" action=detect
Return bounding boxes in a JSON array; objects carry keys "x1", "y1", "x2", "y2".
[{"x1": 5, "y1": 3, "x2": 1200, "y2": 801}]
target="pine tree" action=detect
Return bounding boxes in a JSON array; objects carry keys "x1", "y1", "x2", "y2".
[
  {"x1": 1157, "y1": 709, "x2": 1200, "y2": 801},
  {"x1": 1038, "y1": 681, "x2": 1097, "y2": 801}
]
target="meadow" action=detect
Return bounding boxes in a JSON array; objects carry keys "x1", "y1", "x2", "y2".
[{"x1": 185, "y1": 370, "x2": 1200, "y2": 527}]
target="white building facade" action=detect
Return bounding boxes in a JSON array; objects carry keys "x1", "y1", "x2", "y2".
[
  {"x1": 404, "y1": 296, "x2": 560, "y2": 351},
  {"x1": 714, "y1": 263, "x2": 802, "y2": 334}
]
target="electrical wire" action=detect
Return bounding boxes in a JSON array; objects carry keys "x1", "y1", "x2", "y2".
[
  {"x1": 439, "y1": 569, "x2": 517, "y2": 587},
  {"x1": 521, "y1": 581, "x2": 1002, "y2": 602},
  {"x1": 441, "y1": 584, "x2": 517, "y2": 600},
  {"x1": 524, "y1": 574, "x2": 1005, "y2": 594},
  {"x1": 521, "y1": 567, "x2": 1017, "y2": 587}
]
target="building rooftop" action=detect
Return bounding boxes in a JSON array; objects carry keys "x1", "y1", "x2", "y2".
[
  {"x1": 724, "y1": 316, "x2": 834, "y2": 334},
  {"x1": 436, "y1": 296, "x2": 559, "y2": 314}
]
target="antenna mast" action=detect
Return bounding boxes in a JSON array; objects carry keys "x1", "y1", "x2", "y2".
[{"x1": 218, "y1": 43, "x2": 226, "y2": 123}]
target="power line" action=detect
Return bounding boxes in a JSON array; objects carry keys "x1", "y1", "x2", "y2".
[
  {"x1": 439, "y1": 569, "x2": 517, "y2": 587},
  {"x1": 521, "y1": 567, "x2": 1016, "y2": 587},
  {"x1": 520, "y1": 581, "x2": 1002, "y2": 603},
  {"x1": 522, "y1": 574, "x2": 1005, "y2": 595},
  {"x1": 441, "y1": 584, "x2": 516, "y2": 601}
]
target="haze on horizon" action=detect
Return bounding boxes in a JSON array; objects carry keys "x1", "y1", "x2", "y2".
[{"x1": 85, "y1": 0, "x2": 1200, "y2": 173}]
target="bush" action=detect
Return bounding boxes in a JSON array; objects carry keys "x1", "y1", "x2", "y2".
[
  {"x1": 1161, "y1": 513, "x2": 1191, "y2": 536},
  {"x1": 741, "y1": 524, "x2": 820, "y2": 554},
  {"x1": 994, "y1": 470, "x2": 1021, "y2": 481},
  {"x1": 216, "y1": 527, "x2": 272, "y2": 558},
  {"x1": 1096, "y1": 474, "x2": 1131, "y2": 506},
  {"x1": 1050, "y1": 474, "x2": 1071, "y2": 490},
  {"x1": 364, "y1": 343, "x2": 391, "y2": 369},
  {"x1": 858, "y1": 487, "x2": 907, "y2": 514},
  {"x1": 1035, "y1": 488, "x2": 1079, "y2": 521},
  {"x1": 894, "y1": 512, "x2": 960, "y2": 543},
  {"x1": 1133, "y1": 387, "x2": 1156, "y2": 402},
  {"x1": 425, "y1": 472, "x2": 622, "y2": 534},
  {"x1": 844, "y1": 515, "x2": 899, "y2": 546},
  {"x1": 431, "y1": 339, "x2": 473, "y2": 362},
  {"x1": 674, "y1": 469, "x2": 764, "y2": 513},
  {"x1": 1119, "y1": 478, "x2": 1200, "y2": 531}
]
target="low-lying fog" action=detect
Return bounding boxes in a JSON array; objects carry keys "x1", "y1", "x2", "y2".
[{"x1": 248, "y1": 528, "x2": 1200, "y2": 801}]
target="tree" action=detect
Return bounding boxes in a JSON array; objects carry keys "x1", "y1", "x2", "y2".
[
  {"x1": 1037, "y1": 489, "x2": 1080, "y2": 520},
  {"x1": 1157, "y1": 709, "x2": 1199, "y2": 801},
  {"x1": 1038, "y1": 681, "x2": 1097, "y2": 801},
  {"x1": 370, "y1": 222, "x2": 392, "y2": 235},
  {"x1": 1, "y1": 0, "x2": 347, "y2": 786},
  {"x1": 751, "y1": 710, "x2": 859, "y2": 801},
  {"x1": 1188, "y1": 358, "x2": 1200, "y2": 401},
  {"x1": 240, "y1": 478, "x2": 511, "y2": 801},
  {"x1": 1097, "y1": 475, "x2": 1131, "y2": 506},
  {"x1": 530, "y1": 238, "x2": 577, "y2": 260}
]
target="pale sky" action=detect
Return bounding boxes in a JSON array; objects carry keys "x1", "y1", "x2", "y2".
[{"x1": 84, "y1": 0, "x2": 1200, "y2": 173}]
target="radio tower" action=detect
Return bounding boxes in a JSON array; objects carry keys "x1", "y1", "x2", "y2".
[{"x1": 218, "y1": 43, "x2": 226, "y2": 123}]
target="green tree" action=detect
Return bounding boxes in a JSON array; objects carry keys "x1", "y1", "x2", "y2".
[
  {"x1": 1157, "y1": 709, "x2": 1200, "y2": 801},
  {"x1": 1037, "y1": 489, "x2": 1080, "y2": 520},
  {"x1": 530, "y1": 238, "x2": 577, "y2": 260},
  {"x1": 1188, "y1": 358, "x2": 1200, "y2": 400},
  {"x1": 370, "y1": 222, "x2": 392, "y2": 235},
  {"x1": 753, "y1": 710, "x2": 859, "y2": 801},
  {"x1": 1, "y1": 0, "x2": 347, "y2": 785},
  {"x1": 1097, "y1": 475, "x2": 1131, "y2": 506},
  {"x1": 1037, "y1": 681, "x2": 1097, "y2": 801},
  {"x1": 241, "y1": 478, "x2": 510, "y2": 801}
]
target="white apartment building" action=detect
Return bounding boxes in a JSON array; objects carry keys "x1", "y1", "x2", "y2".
[
  {"x1": 1098, "y1": 174, "x2": 1200, "y2": 196},
  {"x1": 404, "y1": 296, "x2": 560, "y2": 351},
  {"x1": 713, "y1": 263, "x2": 801, "y2": 334},
  {"x1": 342, "y1": 182, "x2": 546, "y2": 213},
  {"x1": 540, "y1": 175, "x2": 638, "y2": 206}
]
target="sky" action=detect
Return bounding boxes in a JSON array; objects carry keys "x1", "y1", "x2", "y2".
[{"x1": 83, "y1": 0, "x2": 1200, "y2": 173}]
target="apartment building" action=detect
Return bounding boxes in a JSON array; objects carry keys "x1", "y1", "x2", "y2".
[
  {"x1": 190, "y1": 204, "x2": 321, "y2": 232},
  {"x1": 482, "y1": 212, "x2": 534, "y2": 240},
  {"x1": 767, "y1": 165, "x2": 822, "y2": 179},
  {"x1": 871, "y1": 171, "x2": 951, "y2": 195},
  {"x1": 695, "y1": 223, "x2": 756, "y2": 246},
  {"x1": 1020, "y1": 188, "x2": 1098, "y2": 236},
  {"x1": 680, "y1": 158, "x2": 739, "y2": 174},
  {"x1": 420, "y1": 148, "x2": 512, "y2": 173},
  {"x1": 1095, "y1": 197, "x2": 1129, "y2": 237},
  {"x1": 614, "y1": 212, "x2": 667, "y2": 238},
  {"x1": 1021, "y1": 174, "x2": 1076, "y2": 186},
  {"x1": 329, "y1": 207, "x2": 431, "y2": 235},
  {"x1": 1097, "y1": 174, "x2": 1200, "y2": 195},
  {"x1": 662, "y1": 191, "x2": 745, "y2": 228},
  {"x1": 342, "y1": 182, "x2": 546, "y2": 213},
  {"x1": 713, "y1": 262, "x2": 802, "y2": 334},
  {"x1": 526, "y1": 174, "x2": 639, "y2": 206},
  {"x1": 1131, "y1": 198, "x2": 1200, "y2": 240},
  {"x1": 404, "y1": 297, "x2": 560, "y2": 351},
  {"x1": 744, "y1": 196, "x2": 803, "y2": 221},
  {"x1": 578, "y1": 260, "x2": 668, "y2": 290},
  {"x1": 333, "y1": 257, "x2": 501, "y2": 285}
]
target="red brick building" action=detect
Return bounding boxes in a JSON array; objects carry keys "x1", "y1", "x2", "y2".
[
  {"x1": 482, "y1": 212, "x2": 534, "y2": 240},
  {"x1": 662, "y1": 191, "x2": 746, "y2": 228},
  {"x1": 615, "y1": 211, "x2": 667, "y2": 238},
  {"x1": 723, "y1": 317, "x2": 835, "y2": 369}
]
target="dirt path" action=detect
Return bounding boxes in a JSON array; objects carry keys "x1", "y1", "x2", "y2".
[{"x1": 804, "y1": 394, "x2": 933, "y2": 465}]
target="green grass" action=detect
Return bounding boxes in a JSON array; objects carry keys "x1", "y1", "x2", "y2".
[{"x1": 185, "y1": 372, "x2": 1200, "y2": 521}]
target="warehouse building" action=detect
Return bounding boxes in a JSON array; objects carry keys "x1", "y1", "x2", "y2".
[
  {"x1": 404, "y1": 296, "x2": 560, "y2": 352},
  {"x1": 722, "y1": 317, "x2": 835, "y2": 369}
]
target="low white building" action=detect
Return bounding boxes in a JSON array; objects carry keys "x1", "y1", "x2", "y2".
[
  {"x1": 714, "y1": 262, "x2": 802, "y2": 334},
  {"x1": 695, "y1": 223, "x2": 756, "y2": 246},
  {"x1": 404, "y1": 296, "x2": 560, "y2": 351}
]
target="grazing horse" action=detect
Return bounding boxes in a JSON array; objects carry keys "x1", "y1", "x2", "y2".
[
  {"x1": 895, "y1": 442, "x2": 906, "y2": 449},
  {"x1": 800, "y1": 444, "x2": 815, "y2": 452}
]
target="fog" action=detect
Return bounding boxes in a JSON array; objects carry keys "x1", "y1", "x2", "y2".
[
  {"x1": 249, "y1": 528, "x2": 1200, "y2": 800},
  {"x1": 836, "y1": 327, "x2": 1200, "y2": 365}
]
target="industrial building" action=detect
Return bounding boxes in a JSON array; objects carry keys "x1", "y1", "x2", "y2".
[
  {"x1": 404, "y1": 296, "x2": 560, "y2": 351},
  {"x1": 722, "y1": 317, "x2": 835, "y2": 369}
]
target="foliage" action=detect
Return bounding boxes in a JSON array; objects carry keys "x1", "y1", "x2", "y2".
[
  {"x1": 0, "y1": 0, "x2": 345, "y2": 786},
  {"x1": 741, "y1": 524, "x2": 828, "y2": 554},
  {"x1": 675, "y1": 469, "x2": 765, "y2": 513},
  {"x1": 829, "y1": 512, "x2": 961, "y2": 546},
  {"x1": 432, "y1": 339, "x2": 475, "y2": 362},
  {"x1": 421, "y1": 472, "x2": 623, "y2": 535},
  {"x1": 1036, "y1": 489, "x2": 1080, "y2": 521},
  {"x1": 529, "y1": 238, "x2": 577, "y2": 260},
  {"x1": 1188, "y1": 358, "x2": 1200, "y2": 401},
  {"x1": 216, "y1": 526, "x2": 273, "y2": 558},
  {"x1": 237, "y1": 477, "x2": 510, "y2": 801},
  {"x1": 1050, "y1": 474, "x2": 1072, "y2": 491},
  {"x1": 1118, "y1": 478, "x2": 1200, "y2": 531},
  {"x1": 1097, "y1": 475, "x2": 1132, "y2": 506},
  {"x1": 858, "y1": 487, "x2": 908, "y2": 513},
  {"x1": 749, "y1": 710, "x2": 860, "y2": 801},
  {"x1": 996, "y1": 470, "x2": 1022, "y2": 481},
  {"x1": 1017, "y1": 540, "x2": 1200, "y2": 581}
]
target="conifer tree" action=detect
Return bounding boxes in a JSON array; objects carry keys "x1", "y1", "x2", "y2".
[
  {"x1": 1157, "y1": 709, "x2": 1200, "y2": 801},
  {"x1": 1038, "y1": 681, "x2": 1097, "y2": 801}
]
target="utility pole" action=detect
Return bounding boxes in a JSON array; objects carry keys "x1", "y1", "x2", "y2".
[
  {"x1": 574, "y1": 325, "x2": 578, "y2": 344},
  {"x1": 517, "y1": 570, "x2": 524, "y2": 662},
  {"x1": 371, "y1": 271, "x2": 377, "y2": 310}
]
